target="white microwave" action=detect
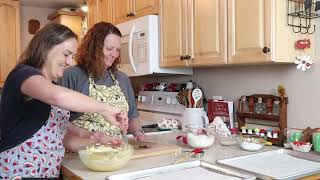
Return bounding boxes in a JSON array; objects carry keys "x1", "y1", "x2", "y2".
[{"x1": 116, "y1": 15, "x2": 193, "y2": 77}]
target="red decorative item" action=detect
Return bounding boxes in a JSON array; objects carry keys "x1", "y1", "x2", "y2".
[
  {"x1": 295, "y1": 39, "x2": 311, "y2": 49},
  {"x1": 176, "y1": 135, "x2": 188, "y2": 144},
  {"x1": 192, "y1": 148, "x2": 204, "y2": 154}
]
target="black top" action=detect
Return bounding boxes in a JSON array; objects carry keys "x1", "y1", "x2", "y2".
[{"x1": 0, "y1": 64, "x2": 51, "y2": 152}]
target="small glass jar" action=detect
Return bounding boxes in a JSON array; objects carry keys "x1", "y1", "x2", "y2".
[
  {"x1": 255, "y1": 97, "x2": 266, "y2": 114},
  {"x1": 239, "y1": 96, "x2": 248, "y2": 113},
  {"x1": 272, "y1": 100, "x2": 280, "y2": 115}
]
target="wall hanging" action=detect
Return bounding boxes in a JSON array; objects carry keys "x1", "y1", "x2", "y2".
[{"x1": 287, "y1": 0, "x2": 320, "y2": 34}]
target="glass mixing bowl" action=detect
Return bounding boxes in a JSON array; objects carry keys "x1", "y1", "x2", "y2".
[
  {"x1": 78, "y1": 143, "x2": 133, "y2": 172},
  {"x1": 216, "y1": 132, "x2": 240, "y2": 146},
  {"x1": 185, "y1": 123, "x2": 216, "y2": 148},
  {"x1": 237, "y1": 134, "x2": 266, "y2": 151}
]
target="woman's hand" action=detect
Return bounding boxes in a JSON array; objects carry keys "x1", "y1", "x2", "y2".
[
  {"x1": 89, "y1": 131, "x2": 123, "y2": 146},
  {"x1": 101, "y1": 106, "x2": 129, "y2": 131},
  {"x1": 133, "y1": 131, "x2": 146, "y2": 141}
]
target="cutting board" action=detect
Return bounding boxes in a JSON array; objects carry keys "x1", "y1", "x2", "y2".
[{"x1": 129, "y1": 140, "x2": 181, "y2": 160}]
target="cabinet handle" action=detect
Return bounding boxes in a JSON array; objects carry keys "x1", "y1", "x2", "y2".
[
  {"x1": 185, "y1": 55, "x2": 191, "y2": 60},
  {"x1": 262, "y1": 47, "x2": 270, "y2": 53},
  {"x1": 180, "y1": 56, "x2": 185, "y2": 60},
  {"x1": 126, "y1": 13, "x2": 130, "y2": 17}
]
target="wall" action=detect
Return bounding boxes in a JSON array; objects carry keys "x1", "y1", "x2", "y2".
[
  {"x1": 130, "y1": 22, "x2": 320, "y2": 130},
  {"x1": 20, "y1": 6, "x2": 55, "y2": 51}
]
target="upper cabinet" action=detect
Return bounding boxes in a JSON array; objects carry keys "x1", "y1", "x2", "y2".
[
  {"x1": 160, "y1": 0, "x2": 227, "y2": 67},
  {"x1": 0, "y1": 0, "x2": 20, "y2": 86},
  {"x1": 87, "y1": 0, "x2": 158, "y2": 27},
  {"x1": 112, "y1": 0, "x2": 159, "y2": 24},
  {"x1": 87, "y1": 0, "x2": 112, "y2": 28},
  {"x1": 47, "y1": 10, "x2": 85, "y2": 40},
  {"x1": 160, "y1": 0, "x2": 316, "y2": 67}
]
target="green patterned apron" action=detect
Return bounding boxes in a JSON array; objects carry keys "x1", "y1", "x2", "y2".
[{"x1": 72, "y1": 70, "x2": 129, "y2": 138}]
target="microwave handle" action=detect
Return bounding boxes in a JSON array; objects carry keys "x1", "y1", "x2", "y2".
[{"x1": 128, "y1": 25, "x2": 137, "y2": 73}]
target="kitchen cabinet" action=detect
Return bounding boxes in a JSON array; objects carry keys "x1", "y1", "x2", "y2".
[
  {"x1": 87, "y1": 0, "x2": 112, "y2": 28},
  {"x1": 112, "y1": 0, "x2": 159, "y2": 24},
  {"x1": 87, "y1": 0, "x2": 158, "y2": 26},
  {"x1": 47, "y1": 9, "x2": 84, "y2": 40},
  {"x1": 0, "y1": 0, "x2": 20, "y2": 86},
  {"x1": 160, "y1": 0, "x2": 226, "y2": 67},
  {"x1": 160, "y1": 0, "x2": 316, "y2": 67}
]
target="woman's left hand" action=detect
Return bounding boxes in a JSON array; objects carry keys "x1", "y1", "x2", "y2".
[{"x1": 134, "y1": 131, "x2": 146, "y2": 141}]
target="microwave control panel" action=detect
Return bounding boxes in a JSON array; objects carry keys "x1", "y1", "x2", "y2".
[{"x1": 137, "y1": 31, "x2": 148, "y2": 63}]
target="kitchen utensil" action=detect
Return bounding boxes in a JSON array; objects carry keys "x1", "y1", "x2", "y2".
[
  {"x1": 192, "y1": 88, "x2": 202, "y2": 108},
  {"x1": 186, "y1": 81, "x2": 193, "y2": 108},
  {"x1": 181, "y1": 108, "x2": 209, "y2": 131},
  {"x1": 173, "y1": 148, "x2": 203, "y2": 164},
  {"x1": 122, "y1": 130, "x2": 128, "y2": 144}
]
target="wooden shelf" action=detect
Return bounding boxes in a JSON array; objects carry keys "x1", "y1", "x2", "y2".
[
  {"x1": 237, "y1": 94, "x2": 288, "y2": 146},
  {"x1": 237, "y1": 112, "x2": 280, "y2": 122}
]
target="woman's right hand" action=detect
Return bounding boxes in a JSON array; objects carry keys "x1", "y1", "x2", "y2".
[{"x1": 101, "y1": 106, "x2": 129, "y2": 132}]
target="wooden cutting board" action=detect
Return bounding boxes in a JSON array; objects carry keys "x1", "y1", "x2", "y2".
[{"x1": 129, "y1": 140, "x2": 181, "y2": 159}]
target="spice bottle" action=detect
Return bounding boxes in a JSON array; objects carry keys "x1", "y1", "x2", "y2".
[
  {"x1": 255, "y1": 97, "x2": 266, "y2": 114},
  {"x1": 239, "y1": 96, "x2": 248, "y2": 113},
  {"x1": 266, "y1": 98, "x2": 273, "y2": 115},
  {"x1": 272, "y1": 100, "x2": 280, "y2": 115}
]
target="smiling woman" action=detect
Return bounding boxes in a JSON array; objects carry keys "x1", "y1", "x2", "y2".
[{"x1": 0, "y1": 23, "x2": 129, "y2": 179}]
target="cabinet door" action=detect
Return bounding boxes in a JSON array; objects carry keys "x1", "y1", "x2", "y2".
[
  {"x1": 160, "y1": 0, "x2": 188, "y2": 67},
  {"x1": 228, "y1": 0, "x2": 271, "y2": 64},
  {"x1": 112, "y1": 0, "x2": 131, "y2": 24},
  {"x1": 0, "y1": 0, "x2": 19, "y2": 86},
  {"x1": 88, "y1": 0, "x2": 113, "y2": 28},
  {"x1": 132, "y1": 0, "x2": 158, "y2": 19},
  {"x1": 189, "y1": 0, "x2": 227, "y2": 66}
]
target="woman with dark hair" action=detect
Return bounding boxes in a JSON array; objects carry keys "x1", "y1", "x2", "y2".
[
  {"x1": 0, "y1": 23, "x2": 128, "y2": 179},
  {"x1": 61, "y1": 22, "x2": 145, "y2": 151}
]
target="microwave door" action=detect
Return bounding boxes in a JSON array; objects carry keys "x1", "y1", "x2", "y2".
[{"x1": 128, "y1": 25, "x2": 137, "y2": 73}]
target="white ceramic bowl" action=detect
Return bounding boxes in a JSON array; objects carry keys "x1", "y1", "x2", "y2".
[
  {"x1": 290, "y1": 142, "x2": 312, "y2": 153},
  {"x1": 78, "y1": 143, "x2": 133, "y2": 172},
  {"x1": 185, "y1": 124, "x2": 216, "y2": 148}
]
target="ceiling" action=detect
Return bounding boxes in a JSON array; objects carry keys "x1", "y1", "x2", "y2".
[{"x1": 20, "y1": 0, "x2": 83, "y2": 9}]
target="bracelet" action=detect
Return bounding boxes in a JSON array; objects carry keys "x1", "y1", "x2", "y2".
[{"x1": 132, "y1": 129, "x2": 145, "y2": 136}]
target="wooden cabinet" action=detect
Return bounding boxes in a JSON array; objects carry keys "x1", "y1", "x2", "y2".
[
  {"x1": 160, "y1": 0, "x2": 316, "y2": 67},
  {"x1": 87, "y1": 0, "x2": 112, "y2": 28},
  {"x1": 160, "y1": 0, "x2": 227, "y2": 67},
  {"x1": 47, "y1": 10, "x2": 84, "y2": 39},
  {"x1": 112, "y1": 0, "x2": 159, "y2": 24},
  {"x1": 87, "y1": 0, "x2": 158, "y2": 26},
  {"x1": 0, "y1": 0, "x2": 20, "y2": 86}
]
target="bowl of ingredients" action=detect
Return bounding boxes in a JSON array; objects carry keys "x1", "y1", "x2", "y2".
[
  {"x1": 290, "y1": 142, "x2": 312, "y2": 152},
  {"x1": 185, "y1": 123, "x2": 216, "y2": 148},
  {"x1": 78, "y1": 143, "x2": 133, "y2": 172},
  {"x1": 237, "y1": 134, "x2": 266, "y2": 151},
  {"x1": 216, "y1": 132, "x2": 240, "y2": 146}
]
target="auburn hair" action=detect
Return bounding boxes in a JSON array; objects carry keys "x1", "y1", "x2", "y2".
[{"x1": 76, "y1": 22, "x2": 122, "y2": 79}]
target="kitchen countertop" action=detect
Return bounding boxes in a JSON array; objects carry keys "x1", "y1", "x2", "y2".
[{"x1": 61, "y1": 132, "x2": 320, "y2": 180}]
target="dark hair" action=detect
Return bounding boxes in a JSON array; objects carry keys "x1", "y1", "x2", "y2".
[
  {"x1": 76, "y1": 22, "x2": 122, "y2": 79},
  {"x1": 19, "y1": 23, "x2": 77, "y2": 68}
]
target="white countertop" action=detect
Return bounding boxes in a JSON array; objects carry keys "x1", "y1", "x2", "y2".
[{"x1": 62, "y1": 131, "x2": 282, "y2": 180}]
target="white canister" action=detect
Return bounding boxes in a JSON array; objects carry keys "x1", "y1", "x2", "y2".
[{"x1": 181, "y1": 108, "x2": 209, "y2": 131}]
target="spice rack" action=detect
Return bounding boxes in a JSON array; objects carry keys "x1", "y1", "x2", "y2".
[{"x1": 236, "y1": 94, "x2": 288, "y2": 146}]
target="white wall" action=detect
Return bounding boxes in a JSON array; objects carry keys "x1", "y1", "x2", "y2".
[
  {"x1": 130, "y1": 21, "x2": 320, "y2": 130},
  {"x1": 20, "y1": 6, "x2": 55, "y2": 51}
]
